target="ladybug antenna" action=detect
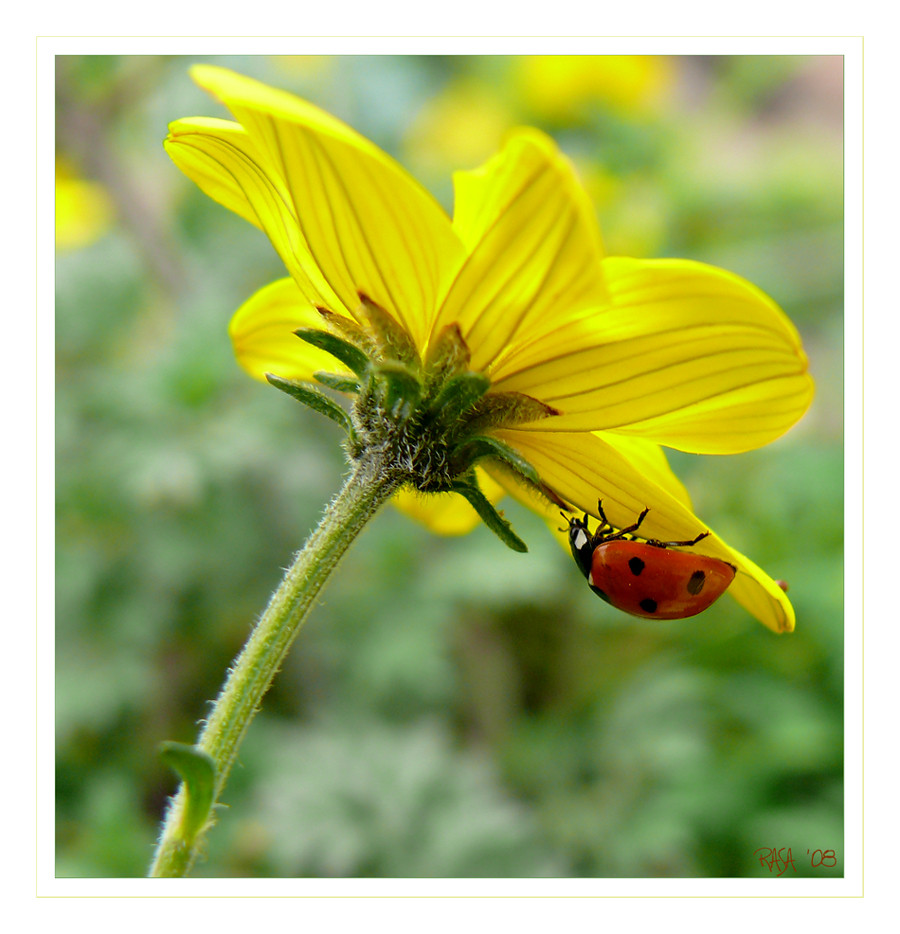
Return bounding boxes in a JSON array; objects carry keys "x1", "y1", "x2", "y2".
[{"x1": 559, "y1": 511, "x2": 590, "y2": 533}]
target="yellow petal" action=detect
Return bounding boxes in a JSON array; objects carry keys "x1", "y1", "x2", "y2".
[
  {"x1": 492, "y1": 257, "x2": 814, "y2": 453},
  {"x1": 189, "y1": 65, "x2": 464, "y2": 350},
  {"x1": 481, "y1": 436, "x2": 693, "y2": 572},
  {"x1": 392, "y1": 468, "x2": 506, "y2": 535},
  {"x1": 496, "y1": 427, "x2": 794, "y2": 632},
  {"x1": 166, "y1": 117, "x2": 268, "y2": 230},
  {"x1": 594, "y1": 434, "x2": 693, "y2": 510},
  {"x1": 166, "y1": 117, "x2": 343, "y2": 312},
  {"x1": 724, "y1": 547, "x2": 796, "y2": 635},
  {"x1": 432, "y1": 129, "x2": 607, "y2": 371},
  {"x1": 229, "y1": 278, "x2": 348, "y2": 383}
]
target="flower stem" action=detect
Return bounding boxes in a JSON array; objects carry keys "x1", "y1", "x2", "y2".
[{"x1": 148, "y1": 455, "x2": 403, "y2": 877}]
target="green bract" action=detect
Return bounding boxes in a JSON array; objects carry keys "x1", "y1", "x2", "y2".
[{"x1": 268, "y1": 294, "x2": 554, "y2": 551}]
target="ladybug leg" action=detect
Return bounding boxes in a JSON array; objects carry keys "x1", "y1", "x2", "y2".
[
  {"x1": 594, "y1": 500, "x2": 613, "y2": 537},
  {"x1": 611, "y1": 506, "x2": 649, "y2": 540},
  {"x1": 596, "y1": 499, "x2": 711, "y2": 549},
  {"x1": 596, "y1": 499, "x2": 609, "y2": 525},
  {"x1": 645, "y1": 530, "x2": 710, "y2": 548},
  {"x1": 596, "y1": 500, "x2": 649, "y2": 541},
  {"x1": 584, "y1": 512, "x2": 607, "y2": 548},
  {"x1": 681, "y1": 530, "x2": 710, "y2": 546},
  {"x1": 592, "y1": 501, "x2": 612, "y2": 544}
]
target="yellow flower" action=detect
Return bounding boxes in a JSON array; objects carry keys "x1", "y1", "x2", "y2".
[
  {"x1": 55, "y1": 158, "x2": 114, "y2": 250},
  {"x1": 165, "y1": 66, "x2": 813, "y2": 633},
  {"x1": 403, "y1": 78, "x2": 512, "y2": 175},
  {"x1": 514, "y1": 55, "x2": 673, "y2": 120}
]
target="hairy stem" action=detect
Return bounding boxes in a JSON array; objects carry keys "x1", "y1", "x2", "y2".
[{"x1": 148, "y1": 456, "x2": 403, "y2": 877}]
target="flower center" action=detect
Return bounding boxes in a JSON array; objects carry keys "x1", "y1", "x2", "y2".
[{"x1": 267, "y1": 292, "x2": 561, "y2": 550}]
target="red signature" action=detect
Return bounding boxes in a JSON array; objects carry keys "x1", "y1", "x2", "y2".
[{"x1": 754, "y1": 847, "x2": 838, "y2": 875}]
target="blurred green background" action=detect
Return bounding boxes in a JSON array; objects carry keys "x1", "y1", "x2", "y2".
[{"x1": 55, "y1": 54, "x2": 843, "y2": 878}]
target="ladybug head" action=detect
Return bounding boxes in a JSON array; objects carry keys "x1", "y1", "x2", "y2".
[{"x1": 564, "y1": 513, "x2": 595, "y2": 580}]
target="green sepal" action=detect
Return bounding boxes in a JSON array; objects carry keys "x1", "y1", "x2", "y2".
[
  {"x1": 266, "y1": 373, "x2": 354, "y2": 434},
  {"x1": 357, "y1": 292, "x2": 421, "y2": 369},
  {"x1": 314, "y1": 370, "x2": 361, "y2": 394},
  {"x1": 451, "y1": 477, "x2": 528, "y2": 553},
  {"x1": 451, "y1": 435, "x2": 541, "y2": 486},
  {"x1": 469, "y1": 391, "x2": 560, "y2": 431},
  {"x1": 294, "y1": 327, "x2": 370, "y2": 378},
  {"x1": 424, "y1": 323, "x2": 471, "y2": 387},
  {"x1": 315, "y1": 307, "x2": 376, "y2": 355},
  {"x1": 426, "y1": 371, "x2": 491, "y2": 429},
  {"x1": 158, "y1": 742, "x2": 217, "y2": 844},
  {"x1": 376, "y1": 362, "x2": 422, "y2": 419}
]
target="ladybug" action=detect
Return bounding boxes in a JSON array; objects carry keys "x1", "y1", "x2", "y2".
[{"x1": 565, "y1": 501, "x2": 736, "y2": 620}]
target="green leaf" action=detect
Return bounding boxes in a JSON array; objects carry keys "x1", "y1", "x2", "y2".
[
  {"x1": 294, "y1": 327, "x2": 370, "y2": 377},
  {"x1": 451, "y1": 479, "x2": 528, "y2": 553},
  {"x1": 158, "y1": 742, "x2": 217, "y2": 844},
  {"x1": 265, "y1": 374, "x2": 354, "y2": 434},
  {"x1": 313, "y1": 370, "x2": 361, "y2": 394},
  {"x1": 451, "y1": 435, "x2": 541, "y2": 486}
]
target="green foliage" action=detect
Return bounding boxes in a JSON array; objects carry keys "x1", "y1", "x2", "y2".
[
  {"x1": 235, "y1": 718, "x2": 565, "y2": 877},
  {"x1": 55, "y1": 53, "x2": 843, "y2": 878},
  {"x1": 158, "y1": 743, "x2": 217, "y2": 844}
]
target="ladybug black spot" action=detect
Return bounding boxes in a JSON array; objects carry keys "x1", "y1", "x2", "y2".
[
  {"x1": 628, "y1": 557, "x2": 645, "y2": 576},
  {"x1": 686, "y1": 570, "x2": 706, "y2": 595},
  {"x1": 639, "y1": 598, "x2": 658, "y2": 614}
]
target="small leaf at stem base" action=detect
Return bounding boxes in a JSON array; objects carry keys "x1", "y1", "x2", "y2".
[{"x1": 159, "y1": 742, "x2": 217, "y2": 843}]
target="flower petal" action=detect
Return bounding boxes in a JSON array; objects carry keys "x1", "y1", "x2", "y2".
[
  {"x1": 166, "y1": 117, "x2": 343, "y2": 311},
  {"x1": 189, "y1": 65, "x2": 464, "y2": 350},
  {"x1": 593, "y1": 434, "x2": 693, "y2": 510},
  {"x1": 484, "y1": 435, "x2": 693, "y2": 578},
  {"x1": 496, "y1": 427, "x2": 795, "y2": 632},
  {"x1": 166, "y1": 117, "x2": 268, "y2": 230},
  {"x1": 492, "y1": 257, "x2": 814, "y2": 454},
  {"x1": 723, "y1": 547, "x2": 797, "y2": 637},
  {"x1": 229, "y1": 278, "x2": 348, "y2": 383},
  {"x1": 432, "y1": 129, "x2": 607, "y2": 371},
  {"x1": 392, "y1": 468, "x2": 506, "y2": 535}
]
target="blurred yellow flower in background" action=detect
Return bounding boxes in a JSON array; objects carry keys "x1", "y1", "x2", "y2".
[
  {"x1": 515, "y1": 55, "x2": 674, "y2": 120},
  {"x1": 55, "y1": 159, "x2": 114, "y2": 250},
  {"x1": 404, "y1": 78, "x2": 513, "y2": 175}
]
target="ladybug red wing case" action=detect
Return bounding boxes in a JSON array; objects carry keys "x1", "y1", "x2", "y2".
[
  {"x1": 565, "y1": 505, "x2": 736, "y2": 620},
  {"x1": 588, "y1": 540, "x2": 736, "y2": 619}
]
